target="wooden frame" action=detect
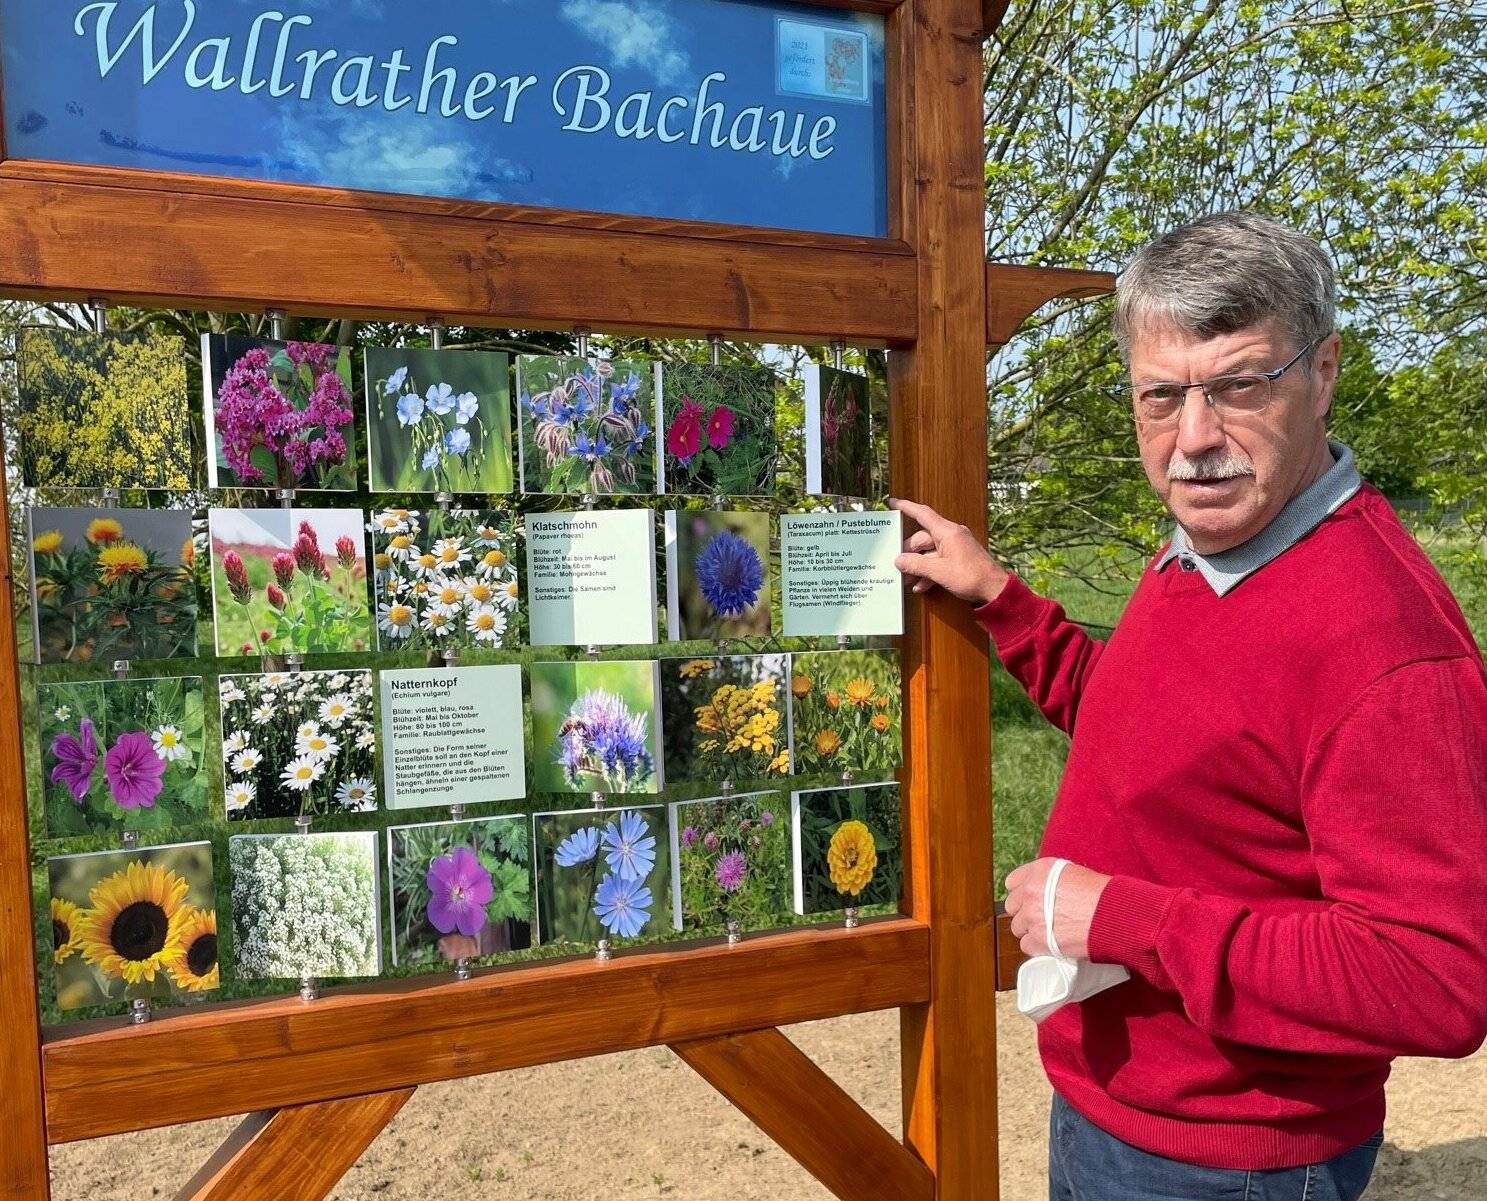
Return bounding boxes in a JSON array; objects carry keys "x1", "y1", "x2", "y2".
[{"x1": 0, "y1": 3, "x2": 1110, "y2": 1198}]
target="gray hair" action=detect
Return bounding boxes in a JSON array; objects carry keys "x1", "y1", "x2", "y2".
[{"x1": 1114, "y1": 212, "x2": 1335, "y2": 363}]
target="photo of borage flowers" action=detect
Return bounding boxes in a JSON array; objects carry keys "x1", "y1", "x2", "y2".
[
  {"x1": 202, "y1": 335, "x2": 357, "y2": 490},
  {"x1": 209, "y1": 508, "x2": 370, "y2": 657},
  {"x1": 27, "y1": 507, "x2": 196, "y2": 665},
  {"x1": 364, "y1": 347, "x2": 515, "y2": 494},
  {"x1": 806, "y1": 365, "x2": 873, "y2": 498},
  {"x1": 528, "y1": 660, "x2": 664, "y2": 795},
  {"x1": 670, "y1": 791, "x2": 789, "y2": 933},
  {"x1": 230, "y1": 832, "x2": 381, "y2": 979},
  {"x1": 17, "y1": 326, "x2": 192, "y2": 490},
  {"x1": 658, "y1": 363, "x2": 779, "y2": 495},
  {"x1": 368, "y1": 508, "x2": 520, "y2": 651},
  {"x1": 789, "y1": 650, "x2": 903, "y2": 777},
  {"x1": 792, "y1": 783, "x2": 902, "y2": 916},
  {"x1": 660, "y1": 655, "x2": 790, "y2": 786},
  {"x1": 533, "y1": 805, "x2": 670, "y2": 945},
  {"x1": 219, "y1": 669, "x2": 376, "y2": 821},
  {"x1": 387, "y1": 816, "x2": 532, "y2": 967},
  {"x1": 38, "y1": 677, "x2": 206, "y2": 838},
  {"x1": 517, "y1": 356, "x2": 655, "y2": 495},
  {"x1": 48, "y1": 842, "x2": 217, "y2": 1012},
  {"x1": 665, "y1": 510, "x2": 772, "y2": 640}
]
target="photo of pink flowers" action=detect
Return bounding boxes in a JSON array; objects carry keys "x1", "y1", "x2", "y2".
[
  {"x1": 387, "y1": 816, "x2": 532, "y2": 968},
  {"x1": 38, "y1": 676, "x2": 206, "y2": 839},
  {"x1": 364, "y1": 347, "x2": 515, "y2": 494},
  {"x1": 48, "y1": 841, "x2": 217, "y2": 1012},
  {"x1": 517, "y1": 356, "x2": 656, "y2": 495},
  {"x1": 368, "y1": 507, "x2": 520, "y2": 651},
  {"x1": 219, "y1": 669, "x2": 376, "y2": 821},
  {"x1": 202, "y1": 335, "x2": 357, "y2": 491},
  {"x1": 533, "y1": 804, "x2": 671, "y2": 945},
  {"x1": 661, "y1": 655, "x2": 791, "y2": 786},
  {"x1": 804, "y1": 365, "x2": 873, "y2": 497},
  {"x1": 664, "y1": 510, "x2": 773, "y2": 640},
  {"x1": 657, "y1": 363, "x2": 778, "y2": 495},
  {"x1": 669, "y1": 791, "x2": 790, "y2": 934},
  {"x1": 26, "y1": 507, "x2": 197, "y2": 665},
  {"x1": 208, "y1": 508, "x2": 370, "y2": 657}
]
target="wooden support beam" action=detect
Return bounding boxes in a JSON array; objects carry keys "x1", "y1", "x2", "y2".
[
  {"x1": 994, "y1": 906, "x2": 1026, "y2": 992},
  {"x1": 674, "y1": 1028, "x2": 934, "y2": 1201},
  {"x1": 986, "y1": 263, "x2": 1117, "y2": 345},
  {"x1": 173, "y1": 1088, "x2": 414, "y2": 1201},
  {"x1": 892, "y1": 2, "x2": 1000, "y2": 1198},
  {"x1": 45, "y1": 917, "x2": 929, "y2": 1145}
]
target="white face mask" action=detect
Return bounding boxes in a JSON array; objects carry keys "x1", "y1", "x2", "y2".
[{"x1": 1015, "y1": 858, "x2": 1130, "y2": 1024}]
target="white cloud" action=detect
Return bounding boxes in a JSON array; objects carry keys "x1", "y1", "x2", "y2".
[
  {"x1": 281, "y1": 111, "x2": 500, "y2": 198},
  {"x1": 559, "y1": 0, "x2": 693, "y2": 88}
]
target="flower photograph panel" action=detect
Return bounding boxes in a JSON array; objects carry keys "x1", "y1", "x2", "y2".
[
  {"x1": 528, "y1": 659, "x2": 664, "y2": 795},
  {"x1": 230, "y1": 832, "x2": 381, "y2": 980},
  {"x1": 220, "y1": 669, "x2": 376, "y2": 821},
  {"x1": 27, "y1": 507, "x2": 196, "y2": 665},
  {"x1": 365, "y1": 347, "x2": 514, "y2": 494},
  {"x1": 209, "y1": 508, "x2": 370, "y2": 657},
  {"x1": 16, "y1": 326, "x2": 192, "y2": 490},
  {"x1": 202, "y1": 335, "x2": 357, "y2": 491},
  {"x1": 387, "y1": 815, "x2": 532, "y2": 968},
  {"x1": 789, "y1": 650, "x2": 902, "y2": 778},
  {"x1": 661, "y1": 655, "x2": 790, "y2": 786},
  {"x1": 48, "y1": 841, "x2": 218, "y2": 1012},
  {"x1": 791, "y1": 783, "x2": 902, "y2": 916},
  {"x1": 804, "y1": 365, "x2": 873, "y2": 498},
  {"x1": 39, "y1": 676, "x2": 206, "y2": 838},
  {"x1": 534, "y1": 804, "x2": 670, "y2": 946},
  {"x1": 658, "y1": 363, "x2": 779, "y2": 495},
  {"x1": 670, "y1": 791, "x2": 789, "y2": 934},
  {"x1": 517, "y1": 356, "x2": 656, "y2": 495},
  {"x1": 369, "y1": 508, "x2": 519, "y2": 651},
  {"x1": 664, "y1": 510, "x2": 772, "y2": 641}
]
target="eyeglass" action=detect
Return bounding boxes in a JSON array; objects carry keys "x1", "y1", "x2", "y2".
[{"x1": 1117, "y1": 335, "x2": 1326, "y2": 427}]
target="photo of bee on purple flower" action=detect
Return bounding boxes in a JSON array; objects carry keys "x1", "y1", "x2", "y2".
[
  {"x1": 528, "y1": 660, "x2": 665, "y2": 795},
  {"x1": 517, "y1": 356, "x2": 656, "y2": 495}
]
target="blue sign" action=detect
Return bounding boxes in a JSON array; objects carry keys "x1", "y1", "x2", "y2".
[{"x1": 0, "y1": 1, "x2": 888, "y2": 237}]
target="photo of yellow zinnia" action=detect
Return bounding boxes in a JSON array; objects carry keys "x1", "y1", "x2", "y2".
[
  {"x1": 827, "y1": 820, "x2": 878, "y2": 896},
  {"x1": 791, "y1": 783, "x2": 902, "y2": 916}
]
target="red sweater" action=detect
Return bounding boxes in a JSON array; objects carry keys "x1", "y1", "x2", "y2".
[{"x1": 975, "y1": 482, "x2": 1487, "y2": 1169}]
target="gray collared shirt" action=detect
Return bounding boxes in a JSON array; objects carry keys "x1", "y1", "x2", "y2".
[{"x1": 1154, "y1": 439, "x2": 1362, "y2": 595}]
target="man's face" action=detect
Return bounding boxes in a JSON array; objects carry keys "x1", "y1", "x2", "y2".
[{"x1": 1128, "y1": 319, "x2": 1339, "y2": 555}]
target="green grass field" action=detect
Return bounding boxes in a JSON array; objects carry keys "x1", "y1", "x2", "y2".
[{"x1": 991, "y1": 527, "x2": 1487, "y2": 894}]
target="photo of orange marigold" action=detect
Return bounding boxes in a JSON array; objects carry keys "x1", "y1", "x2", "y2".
[
  {"x1": 827, "y1": 820, "x2": 878, "y2": 896},
  {"x1": 791, "y1": 674, "x2": 813, "y2": 698},
  {"x1": 845, "y1": 677, "x2": 876, "y2": 707},
  {"x1": 815, "y1": 729, "x2": 842, "y2": 756},
  {"x1": 789, "y1": 650, "x2": 902, "y2": 778}
]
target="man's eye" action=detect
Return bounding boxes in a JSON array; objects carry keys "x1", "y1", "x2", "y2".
[{"x1": 1139, "y1": 385, "x2": 1181, "y2": 404}]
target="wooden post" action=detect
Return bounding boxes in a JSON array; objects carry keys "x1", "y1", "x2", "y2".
[{"x1": 892, "y1": 1, "x2": 1000, "y2": 1198}]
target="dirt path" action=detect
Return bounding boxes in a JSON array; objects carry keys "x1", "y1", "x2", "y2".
[{"x1": 49, "y1": 993, "x2": 1484, "y2": 1199}]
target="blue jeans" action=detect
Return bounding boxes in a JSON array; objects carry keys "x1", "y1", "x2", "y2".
[{"x1": 1049, "y1": 1093, "x2": 1384, "y2": 1200}]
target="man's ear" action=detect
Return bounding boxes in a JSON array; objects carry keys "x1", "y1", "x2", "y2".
[{"x1": 1313, "y1": 330, "x2": 1342, "y2": 425}]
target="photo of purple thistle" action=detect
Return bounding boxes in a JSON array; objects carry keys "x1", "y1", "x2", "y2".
[
  {"x1": 425, "y1": 846, "x2": 494, "y2": 938},
  {"x1": 592, "y1": 872, "x2": 653, "y2": 939},
  {"x1": 694, "y1": 530, "x2": 764, "y2": 619},
  {"x1": 50, "y1": 718, "x2": 98, "y2": 802},
  {"x1": 555, "y1": 690, "x2": 655, "y2": 793},
  {"x1": 703, "y1": 831, "x2": 721, "y2": 852},
  {"x1": 602, "y1": 810, "x2": 657, "y2": 882},
  {"x1": 103, "y1": 731, "x2": 166, "y2": 810},
  {"x1": 681, "y1": 825, "x2": 699, "y2": 849},
  {"x1": 714, "y1": 850, "x2": 748, "y2": 894}
]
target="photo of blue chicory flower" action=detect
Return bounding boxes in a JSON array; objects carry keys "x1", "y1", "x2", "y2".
[
  {"x1": 554, "y1": 825, "x2": 601, "y2": 867},
  {"x1": 695, "y1": 530, "x2": 765, "y2": 619},
  {"x1": 602, "y1": 810, "x2": 657, "y2": 881},
  {"x1": 592, "y1": 872, "x2": 653, "y2": 938}
]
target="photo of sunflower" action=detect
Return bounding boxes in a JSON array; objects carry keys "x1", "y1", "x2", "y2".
[
  {"x1": 46, "y1": 842, "x2": 216, "y2": 1012},
  {"x1": 791, "y1": 784, "x2": 901, "y2": 916},
  {"x1": 665, "y1": 509, "x2": 772, "y2": 640}
]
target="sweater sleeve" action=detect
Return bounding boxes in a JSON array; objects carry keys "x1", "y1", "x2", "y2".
[
  {"x1": 1087, "y1": 655, "x2": 1487, "y2": 1059},
  {"x1": 972, "y1": 572, "x2": 1106, "y2": 736}
]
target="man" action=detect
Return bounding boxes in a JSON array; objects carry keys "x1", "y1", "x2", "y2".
[{"x1": 893, "y1": 212, "x2": 1487, "y2": 1200}]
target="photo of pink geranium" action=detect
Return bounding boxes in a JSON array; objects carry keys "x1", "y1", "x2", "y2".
[
  {"x1": 202, "y1": 334, "x2": 358, "y2": 491},
  {"x1": 657, "y1": 363, "x2": 778, "y2": 495}
]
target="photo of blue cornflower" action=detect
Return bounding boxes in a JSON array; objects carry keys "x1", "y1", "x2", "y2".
[
  {"x1": 666, "y1": 510, "x2": 773, "y2": 640},
  {"x1": 534, "y1": 805, "x2": 670, "y2": 945}
]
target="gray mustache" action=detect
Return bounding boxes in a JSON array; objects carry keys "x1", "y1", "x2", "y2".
[{"x1": 1168, "y1": 455, "x2": 1254, "y2": 481}]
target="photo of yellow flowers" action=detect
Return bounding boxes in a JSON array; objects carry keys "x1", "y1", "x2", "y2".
[
  {"x1": 16, "y1": 326, "x2": 192, "y2": 490},
  {"x1": 791, "y1": 784, "x2": 901, "y2": 915},
  {"x1": 787, "y1": 650, "x2": 902, "y2": 777},
  {"x1": 661, "y1": 655, "x2": 790, "y2": 786},
  {"x1": 47, "y1": 842, "x2": 217, "y2": 1012},
  {"x1": 368, "y1": 508, "x2": 520, "y2": 651},
  {"x1": 669, "y1": 790, "x2": 790, "y2": 933},
  {"x1": 26, "y1": 507, "x2": 197, "y2": 665}
]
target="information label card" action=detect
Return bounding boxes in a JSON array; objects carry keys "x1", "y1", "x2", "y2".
[
  {"x1": 780, "y1": 510, "x2": 903, "y2": 637},
  {"x1": 525, "y1": 509, "x2": 657, "y2": 646},
  {"x1": 380, "y1": 665, "x2": 525, "y2": 810}
]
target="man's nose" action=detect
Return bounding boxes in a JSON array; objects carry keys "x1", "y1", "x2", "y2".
[{"x1": 1174, "y1": 387, "x2": 1226, "y2": 457}]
